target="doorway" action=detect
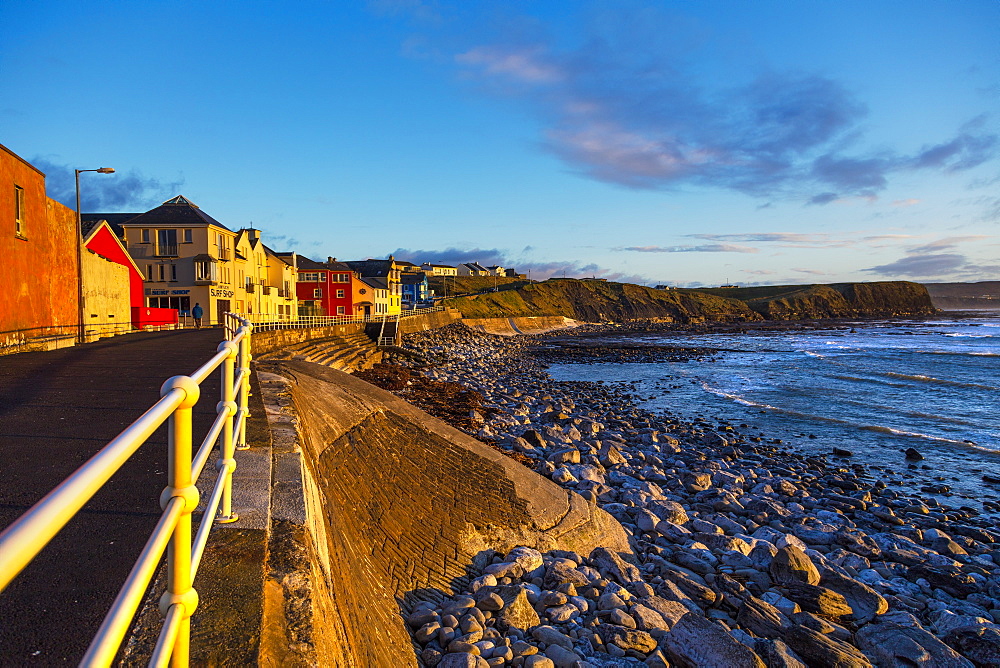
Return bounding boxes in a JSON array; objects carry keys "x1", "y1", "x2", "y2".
[{"x1": 216, "y1": 300, "x2": 230, "y2": 326}]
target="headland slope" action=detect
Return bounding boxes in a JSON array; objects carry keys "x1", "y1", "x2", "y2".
[{"x1": 444, "y1": 279, "x2": 937, "y2": 322}]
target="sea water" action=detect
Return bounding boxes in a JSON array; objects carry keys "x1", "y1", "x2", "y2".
[{"x1": 545, "y1": 316, "x2": 1000, "y2": 511}]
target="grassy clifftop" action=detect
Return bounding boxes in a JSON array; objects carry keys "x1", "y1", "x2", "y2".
[
  {"x1": 686, "y1": 281, "x2": 937, "y2": 319},
  {"x1": 443, "y1": 279, "x2": 762, "y2": 322},
  {"x1": 443, "y1": 279, "x2": 937, "y2": 322}
]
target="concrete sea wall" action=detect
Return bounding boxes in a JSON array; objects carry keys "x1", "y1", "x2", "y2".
[{"x1": 261, "y1": 361, "x2": 628, "y2": 666}]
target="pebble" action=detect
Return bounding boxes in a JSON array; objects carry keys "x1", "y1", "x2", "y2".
[{"x1": 389, "y1": 323, "x2": 1000, "y2": 666}]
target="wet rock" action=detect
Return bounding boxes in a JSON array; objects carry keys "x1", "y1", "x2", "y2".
[
  {"x1": 754, "y1": 638, "x2": 808, "y2": 668},
  {"x1": 543, "y1": 643, "x2": 583, "y2": 668},
  {"x1": 770, "y1": 545, "x2": 821, "y2": 586},
  {"x1": 855, "y1": 612, "x2": 973, "y2": 668},
  {"x1": 941, "y1": 623, "x2": 1000, "y2": 667},
  {"x1": 660, "y1": 612, "x2": 766, "y2": 667},
  {"x1": 736, "y1": 596, "x2": 790, "y2": 639},
  {"x1": 598, "y1": 625, "x2": 657, "y2": 653},
  {"x1": 908, "y1": 564, "x2": 980, "y2": 598},
  {"x1": 816, "y1": 565, "x2": 888, "y2": 625},
  {"x1": 784, "y1": 625, "x2": 873, "y2": 668},
  {"x1": 495, "y1": 586, "x2": 540, "y2": 632},
  {"x1": 590, "y1": 546, "x2": 642, "y2": 585},
  {"x1": 782, "y1": 581, "x2": 853, "y2": 618},
  {"x1": 905, "y1": 447, "x2": 924, "y2": 461},
  {"x1": 647, "y1": 499, "x2": 689, "y2": 525},
  {"x1": 439, "y1": 650, "x2": 489, "y2": 667}
]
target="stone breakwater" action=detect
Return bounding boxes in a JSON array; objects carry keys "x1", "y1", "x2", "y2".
[{"x1": 389, "y1": 323, "x2": 1000, "y2": 667}]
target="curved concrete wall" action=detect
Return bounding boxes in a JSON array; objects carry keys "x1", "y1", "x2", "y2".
[
  {"x1": 397, "y1": 308, "x2": 463, "y2": 334},
  {"x1": 461, "y1": 316, "x2": 578, "y2": 336},
  {"x1": 272, "y1": 361, "x2": 627, "y2": 667}
]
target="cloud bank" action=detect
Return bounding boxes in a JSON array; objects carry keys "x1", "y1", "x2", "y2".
[
  {"x1": 33, "y1": 157, "x2": 184, "y2": 212},
  {"x1": 864, "y1": 236, "x2": 1000, "y2": 279},
  {"x1": 448, "y1": 12, "x2": 998, "y2": 203}
]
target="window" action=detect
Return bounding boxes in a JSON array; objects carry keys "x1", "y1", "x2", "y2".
[
  {"x1": 299, "y1": 272, "x2": 320, "y2": 282},
  {"x1": 157, "y1": 265, "x2": 165, "y2": 281},
  {"x1": 140, "y1": 229, "x2": 150, "y2": 243},
  {"x1": 334, "y1": 273, "x2": 350, "y2": 283},
  {"x1": 156, "y1": 229, "x2": 178, "y2": 256},
  {"x1": 146, "y1": 264, "x2": 153, "y2": 280},
  {"x1": 170, "y1": 264, "x2": 177, "y2": 281},
  {"x1": 195, "y1": 259, "x2": 218, "y2": 282},
  {"x1": 14, "y1": 185, "x2": 25, "y2": 237},
  {"x1": 336, "y1": 289, "x2": 345, "y2": 298},
  {"x1": 313, "y1": 288, "x2": 322, "y2": 298},
  {"x1": 182, "y1": 229, "x2": 192, "y2": 243},
  {"x1": 336, "y1": 306, "x2": 345, "y2": 315}
]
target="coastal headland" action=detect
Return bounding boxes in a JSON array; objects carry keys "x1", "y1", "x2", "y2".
[{"x1": 443, "y1": 279, "x2": 938, "y2": 322}]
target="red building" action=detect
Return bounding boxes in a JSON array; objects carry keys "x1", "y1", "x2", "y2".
[
  {"x1": 283, "y1": 255, "x2": 358, "y2": 316},
  {"x1": 2, "y1": 143, "x2": 80, "y2": 352}
]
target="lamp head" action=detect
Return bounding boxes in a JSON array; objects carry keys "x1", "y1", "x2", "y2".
[{"x1": 97, "y1": 167, "x2": 115, "y2": 173}]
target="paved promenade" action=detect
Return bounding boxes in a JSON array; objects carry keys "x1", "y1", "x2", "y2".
[{"x1": 0, "y1": 328, "x2": 226, "y2": 665}]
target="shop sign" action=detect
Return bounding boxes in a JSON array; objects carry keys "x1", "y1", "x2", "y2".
[
  {"x1": 170, "y1": 289, "x2": 190, "y2": 295},
  {"x1": 150, "y1": 289, "x2": 169, "y2": 295},
  {"x1": 211, "y1": 288, "x2": 235, "y2": 298}
]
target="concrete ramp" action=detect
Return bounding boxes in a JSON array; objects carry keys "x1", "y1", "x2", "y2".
[
  {"x1": 259, "y1": 361, "x2": 627, "y2": 667},
  {"x1": 461, "y1": 316, "x2": 578, "y2": 336}
]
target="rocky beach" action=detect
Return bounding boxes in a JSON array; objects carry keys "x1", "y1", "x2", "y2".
[{"x1": 378, "y1": 323, "x2": 1000, "y2": 667}]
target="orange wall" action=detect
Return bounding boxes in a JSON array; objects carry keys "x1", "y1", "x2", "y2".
[{"x1": 1, "y1": 144, "x2": 80, "y2": 345}]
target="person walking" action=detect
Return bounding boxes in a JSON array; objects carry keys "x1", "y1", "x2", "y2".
[{"x1": 192, "y1": 302, "x2": 204, "y2": 329}]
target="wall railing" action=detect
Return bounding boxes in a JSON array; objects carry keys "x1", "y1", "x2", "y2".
[
  {"x1": 244, "y1": 304, "x2": 446, "y2": 332},
  {"x1": 0, "y1": 313, "x2": 253, "y2": 666}
]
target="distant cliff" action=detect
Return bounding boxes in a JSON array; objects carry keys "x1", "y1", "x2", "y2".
[
  {"x1": 923, "y1": 281, "x2": 1000, "y2": 311},
  {"x1": 444, "y1": 279, "x2": 762, "y2": 323},
  {"x1": 444, "y1": 279, "x2": 937, "y2": 322},
  {"x1": 686, "y1": 281, "x2": 938, "y2": 319}
]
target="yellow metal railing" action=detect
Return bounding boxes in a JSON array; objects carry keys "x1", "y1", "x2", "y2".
[
  {"x1": 0, "y1": 313, "x2": 253, "y2": 667},
  {"x1": 245, "y1": 303, "x2": 446, "y2": 332}
]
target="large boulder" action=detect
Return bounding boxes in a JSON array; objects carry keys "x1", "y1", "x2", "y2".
[
  {"x1": 855, "y1": 612, "x2": 974, "y2": 668},
  {"x1": 770, "y1": 545, "x2": 821, "y2": 585},
  {"x1": 659, "y1": 612, "x2": 766, "y2": 667},
  {"x1": 941, "y1": 623, "x2": 1000, "y2": 667}
]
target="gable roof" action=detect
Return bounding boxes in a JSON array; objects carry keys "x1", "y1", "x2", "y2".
[
  {"x1": 401, "y1": 273, "x2": 427, "y2": 285},
  {"x1": 294, "y1": 256, "x2": 329, "y2": 271},
  {"x1": 119, "y1": 196, "x2": 231, "y2": 230},
  {"x1": 345, "y1": 259, "x2": 394, "y2": 277},
  {"x1": 81, "y1": 220, "x2": 143, "y2": 275}
]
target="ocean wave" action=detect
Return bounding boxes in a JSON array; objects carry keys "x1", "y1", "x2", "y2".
[
  {"x1": 699, "y1": 381, "x2": 999, "y2": 450},
  {"x1": 944, "y1": 333, "x2": 995, "y2": 338},
  {"x1": 858, "y1": 424, "x2": 1000, "y2": 451},
  {"x1": 700, "y1": 383, "x2": 781, "y2": 410},
  {"x1": 882, "y1": 372, "x2": 999, "y2": 391},
  {"x1": 922, "y1": 349, "x2": 1000, "y2": 358},
  {"x1": 830, "y1": 374, "x2": 911, "y2": 389},
  {"x1": 835, "y1": 398, "x2": 980, "y2": 426}
]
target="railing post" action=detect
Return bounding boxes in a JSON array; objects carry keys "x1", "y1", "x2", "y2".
[
  {"x1": 237, "y1": 324, "x2": 252, "y2": 450},
  {"x1": 158, "y1": 375, "x2": 201, "y2": 667},
  {"x1": 216, "y1": 341, "x2": 239, "y2": 523}
]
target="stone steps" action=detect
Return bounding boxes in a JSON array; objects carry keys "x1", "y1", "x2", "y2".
[{"x1": 279, "y1": 333, "x2": 381, "y2": 372}]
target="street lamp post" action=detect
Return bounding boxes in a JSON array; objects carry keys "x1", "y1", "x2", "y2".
[{"x1": 75, "y1": 167, "x2": 115, "y2": 344}]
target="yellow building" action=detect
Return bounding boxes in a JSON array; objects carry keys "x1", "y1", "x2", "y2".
[
  {"x1": 345, "y1": 257, "x2": 403, "y2": 316},
  {"x1": 121, "y1": 196, "x2": 296, "y2": 325}
]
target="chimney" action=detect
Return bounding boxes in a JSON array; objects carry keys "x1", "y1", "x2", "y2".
[
  {"x1": 249, "y1": 229, "x2": 261, "y2": 243},
  {"x1": 328, "y1": 256, "x2": 335, "y2": 264}
]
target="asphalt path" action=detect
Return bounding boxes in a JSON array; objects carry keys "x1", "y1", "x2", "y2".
[{"x1": 0, "y1": 328, "x2": 227, "y2": 665}]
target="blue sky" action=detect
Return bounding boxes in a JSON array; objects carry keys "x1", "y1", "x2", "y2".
[{"x1": 3, "y1": 0, "x2": 998, "y2": 286}]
